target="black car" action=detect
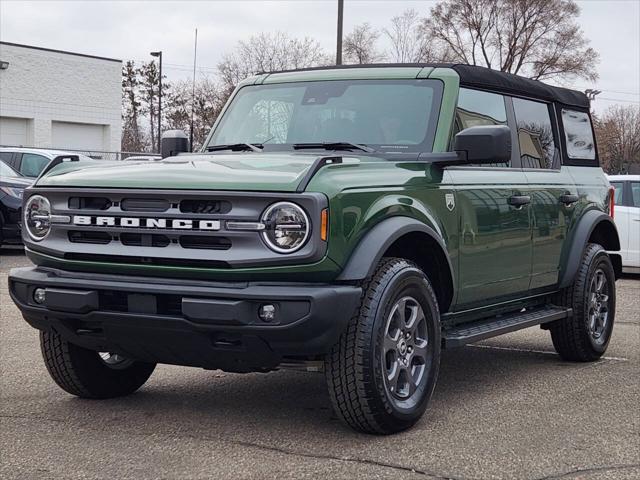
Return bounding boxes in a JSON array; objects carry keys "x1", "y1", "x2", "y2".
[{"x1": 0, "y1": 161, "x2": 33, "y2": 246}]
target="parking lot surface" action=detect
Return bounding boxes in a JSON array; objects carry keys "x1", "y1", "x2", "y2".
[{"x1": 1, "y1": 246, "x2": 638, "y2": 479}]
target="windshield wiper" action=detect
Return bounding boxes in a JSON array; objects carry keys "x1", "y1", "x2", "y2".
[
  {"x1": 292, "y1": 142, "x2": 376, "y2": 153},
  {"x1": 206, "y1": 143, "x2": 263, "y2": 152}
]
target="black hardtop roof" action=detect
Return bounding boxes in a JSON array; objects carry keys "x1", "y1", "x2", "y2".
[{"x1": 265, "y1": 63, "x2": 590, "y2": 110}]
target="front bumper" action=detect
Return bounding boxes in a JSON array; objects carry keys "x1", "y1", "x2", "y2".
[{"x1": 9, "y1": 267, "x2": 361, "y2": 372}]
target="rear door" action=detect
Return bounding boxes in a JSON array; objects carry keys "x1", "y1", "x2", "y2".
[
  {"x1": 448, "y1": 88, "x2": 533, "y2": 307},
  {"x1": 627, "y1": 181, "x2": 640, "y2": 267},
  {"x1": 609, "y1": 180, "x2": 630, "y2": 261},
  {"x1": 513, "y1": 99, "x2": 579, "y2": 289}
]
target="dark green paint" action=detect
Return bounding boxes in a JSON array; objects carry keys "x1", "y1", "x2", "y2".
[{"x1": 31, "y1": 66, "x2": 612, "y2": 313}]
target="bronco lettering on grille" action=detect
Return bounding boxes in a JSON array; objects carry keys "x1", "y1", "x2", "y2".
[{"x1": 72, "y1": 215, "x2": 220, "y2": 230}]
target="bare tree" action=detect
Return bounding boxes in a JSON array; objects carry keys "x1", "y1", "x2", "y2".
[
  {"x1": 594, "y1": 105, "x2": 640, "y2": 174},
  {"x1": 165, "y1": 77, "x2": 228, "y2": 151},
  {"x1": 218, "y1": 32, "x2": 329, "y2": 92},
  {"x1": 121, "y1": 61, "x2": 146, "y2": 152},
  {"x1": 138, "y1": 61, "x2": 169, "y2": 151},
  {"x1": 384, "y1": 9, "x2": 428, "y2": 62},
  {"x1": 343, "y1": 23, "x2": 384, "y2": 64},
  {"x1": 423, "y1": 0, "x2": 599, "y2": 82},
  {"x1": 383, "y1": 9, "x2": 454, "y2": 63}
]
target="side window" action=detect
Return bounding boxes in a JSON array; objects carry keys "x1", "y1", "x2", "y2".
[
  {"x1": 455, "y1": 88, "x2": 507, "y2": 132},
  {"x1": 20, "y1": 154, "x2": 50, "y2": 177},
  {"x1": 610, "y1": 182, "x2": 624, "y2": 205},
  {"x1": 454, "y1": 88, "x2": 508, "y2": 167},
  {"x1": 513, "y1": 98, "x2": 557, "y2": 169},
  {"x1": 631, "y1": 182, "x2": 640, "y2": 208},
  {"x1": 0, "y1": 152, "x2": 13, "y2": 162},
  {"x1": 561, "y1": 109, "x2": 596, "y2": 160}
]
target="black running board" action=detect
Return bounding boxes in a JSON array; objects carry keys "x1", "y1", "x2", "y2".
[{"x1": 443, "y1": 305, "x2": 572, "y2": 348}]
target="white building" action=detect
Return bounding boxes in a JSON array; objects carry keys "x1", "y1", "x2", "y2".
[{"x1": 0, "y1": 42, "x2": 122, "y2": 152}]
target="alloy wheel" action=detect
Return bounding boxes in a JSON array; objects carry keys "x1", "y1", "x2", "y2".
[
  {"x1": 587, "y1": 268, "x2": 610, "y2": 345},
  {"x1": 382, "y1": 296, "x2": 429, "y2": 401}
]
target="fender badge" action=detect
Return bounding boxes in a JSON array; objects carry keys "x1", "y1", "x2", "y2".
[{"x1": 445, "y1": 193, "x2": 455, "y2": 211}]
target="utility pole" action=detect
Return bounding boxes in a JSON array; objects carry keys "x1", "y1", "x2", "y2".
[
  {"x1": 336, "y1": 0, "x2": 344, "y2": 65},
  {"x1": 190, "y1": 28, "x2": 198, "y2": 152},
  {"x1": 150, "y1": 50, "x2": 163, "y2": 153}
]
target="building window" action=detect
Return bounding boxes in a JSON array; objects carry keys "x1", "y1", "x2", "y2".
[{"x1": 513, "y1": 98, "x2": 557, "y2": 169}]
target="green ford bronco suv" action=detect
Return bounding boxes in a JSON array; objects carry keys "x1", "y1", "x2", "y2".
[{"x1": 10, "y1": 64, "x2": 621, "y2": 434}]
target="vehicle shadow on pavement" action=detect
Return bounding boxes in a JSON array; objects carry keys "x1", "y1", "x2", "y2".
[{"x1": 49, "y1": 343, "x2": 576, "y2": 438}]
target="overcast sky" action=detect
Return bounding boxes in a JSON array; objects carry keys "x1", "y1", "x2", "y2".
[{"x1": 1, "y1": 0, "x2": 638, "y2": 114}]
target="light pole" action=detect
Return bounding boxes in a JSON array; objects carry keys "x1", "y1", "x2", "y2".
[
  {"x1": 150, "y1": 51, "x2": 163, "y2": 153},
  {"x1": 584, "y1": 89, "x2": 601, "y2": 102},
  {"x1": 336, "y1": 0, "x2": 344, "y2": 65}
]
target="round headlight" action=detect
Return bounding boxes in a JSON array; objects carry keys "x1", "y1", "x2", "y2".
[
  {"x1": 24, "y1": 195, "x2": 51, "y2": 241},
  {"x1": 261, "y1": 202, "x2": 310, "y2": 253}
]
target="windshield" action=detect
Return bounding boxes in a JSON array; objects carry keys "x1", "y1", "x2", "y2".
[
  {"x1": 0, "y1": 160, "x2": 20, "y2": 178},
  {"x1": 207, "y1": 79, "x2": 443, "y2": 153}
]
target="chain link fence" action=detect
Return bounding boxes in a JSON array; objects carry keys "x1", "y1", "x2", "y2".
[{"x1": 0, "y1": 145, "x2": 160, "y2": 161}]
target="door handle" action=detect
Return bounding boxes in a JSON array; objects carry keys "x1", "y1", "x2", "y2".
[
  {"x1": 559, "y1": 194, "x2": 579, "y2": 205},
  {"x1": 508, "y1": 195, "x2": 531, "y2": 208}
]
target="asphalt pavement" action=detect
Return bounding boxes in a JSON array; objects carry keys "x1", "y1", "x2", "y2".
[{"x1": 1, "y1": 246, "x2": 638, "y2": 479}]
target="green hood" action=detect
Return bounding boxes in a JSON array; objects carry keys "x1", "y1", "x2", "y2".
[{"x1": 36, "y1": 153, "x2": 346, "y2": 192}]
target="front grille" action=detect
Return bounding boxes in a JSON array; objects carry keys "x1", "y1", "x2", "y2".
[
  {"x1": 68, "y1": 197, "x2": 112, "y2": 210},
  {"x1": 180, "y1": 199, "x2": 231, "y2": 214},
  {"x1": 28, "y1": 188, "x2": 325, "y2": 269},
  {"x1": 121, "y1": 198, "x2": 170, "y2": 212},
  {"x1": 65, "y1": 252, "x2": 230, "y2": 269},
  {"x1": 120, "y1": 233, "x2": 171, "y2": 247},
  {"x1": 179, "y1": 235, "x2": 231, "y2": 250},
  {"x1": 69, "y1": 231, "x2": 111, "y2": 244}
]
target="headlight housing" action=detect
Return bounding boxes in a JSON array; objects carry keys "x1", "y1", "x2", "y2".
[
  {"x1": 0, "y1": 186, "x2": 24, "y2": 199},
  {"x1": 261, "y1": 201, "x2": 310, "y2": 253},
  {"x1": 24, "y1": 195, "x2": 51, "y2": 241}
]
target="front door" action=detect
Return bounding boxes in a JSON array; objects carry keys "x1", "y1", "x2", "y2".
[
  {"x1": 447, "y1": 88, "x2": 533, "y2": 309},
  {"x1": 448, "y1": 168, "x2": 532, "y2": 307}
]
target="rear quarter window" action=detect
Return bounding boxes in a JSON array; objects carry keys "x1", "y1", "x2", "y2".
[
  {"x1": 561, "y1": 109, "x2": 596, "y2": 161},
  {"x1": 631, "y1": 182, "x2": 640, "y2": 207}
]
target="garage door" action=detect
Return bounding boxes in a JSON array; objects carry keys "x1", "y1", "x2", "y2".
[
  {"x1": 52, "y1": 121, "x2": 105, "y2": 150},
  {"x1": 0, "y1": 117, "x2": 29, "y2": 146}
]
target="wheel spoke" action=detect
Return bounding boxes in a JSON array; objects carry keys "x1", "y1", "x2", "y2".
[
  {"x1": 595, "y1": 271, "x2": 605, "y2": 293},
  {"x1": 384, "y1": 333, "x2": 398, "y2": 352},
  {"x1": 404, "y1": 304, "x2": 423, "y2": 330},
  {"x1": 387, "y1": 361, "x2": 400, "y2": 386},
  {"x1": 406, "y1": 370, "x2": 418, "y2": 396},
  {"x1": 412, "y1": 341, "x2": 428, "y2": 363},
  {"x1": 395, "y1": 298, "x2": 407, "y2": 324}
]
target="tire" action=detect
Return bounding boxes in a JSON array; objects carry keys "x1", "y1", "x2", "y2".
[
  {"x1": 325, "y1": 258, "x2": 441, "y2": 434},
  {"x1": 40, "y1": 331, "x2": 156, "y2": 399},
  {"x1": 550, "y1": 243, "x2": 616, "y2": 362}
]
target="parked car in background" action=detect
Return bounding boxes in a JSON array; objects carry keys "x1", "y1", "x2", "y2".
[
  {"x1": 122, "y1": 155, "x2": 162, "y2": 162},
  {"x1": 0, "y1": 160, "x2": 33, "y2": 246},
  {"x1": 608, "y1": 175, "x2": 640, "y2": 273},
  {"x1": 0, "y1": 147, "x2": 96, "y2": 178}
]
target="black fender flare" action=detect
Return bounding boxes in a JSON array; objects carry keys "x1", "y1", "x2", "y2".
[
  {"x1": 336, "y1": 216, "x2": 455, "y2": 284},
  {"x1": 559, "y1": 210, "x2": 621, "y2": 288}
]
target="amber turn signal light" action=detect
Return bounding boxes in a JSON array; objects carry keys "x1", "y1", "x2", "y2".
[{"x1": 320, "y1": 209, "x2": 328, "y2": 241}]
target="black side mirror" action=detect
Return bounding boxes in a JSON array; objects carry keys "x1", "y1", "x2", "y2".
[
  {"x1": 161, "y1": 130, "x2": 189, "y2": 158},
  {"x1": 453, "y1": 125, "x2": 511, "y2": 165}
]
